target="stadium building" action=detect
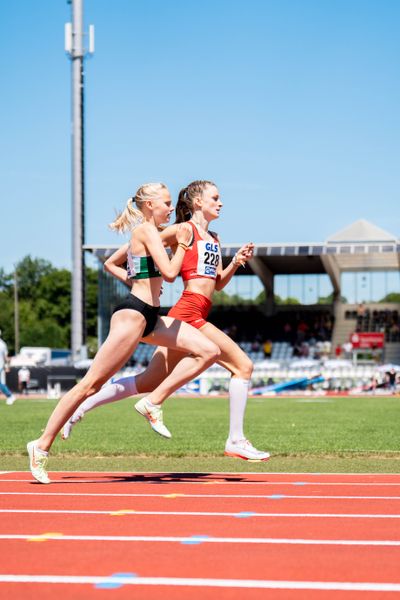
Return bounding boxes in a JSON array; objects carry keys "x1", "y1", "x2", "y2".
[{"x1": 86, "y1": 219, "x2": 400, "y2": 370}]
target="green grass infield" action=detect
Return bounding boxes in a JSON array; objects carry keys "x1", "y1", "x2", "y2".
[{"x1": 1, "y1": 395, "x2": 399, "y2": 473}]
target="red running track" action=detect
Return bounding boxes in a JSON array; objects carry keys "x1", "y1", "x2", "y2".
[{"x1": 1, "y1": 471, "x2": 400, "y2": 599}]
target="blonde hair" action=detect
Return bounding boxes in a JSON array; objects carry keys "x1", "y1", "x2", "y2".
[
  {"x1": 175, "y1": 180, "x2": 216, "y2": 223},
  {"x1": 109, "y1": 182, "x2": 168, "y2": 233}
]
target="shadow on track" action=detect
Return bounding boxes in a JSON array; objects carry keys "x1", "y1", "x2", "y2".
[{"x1": 51, "y1": 472, "x2": 270, "y2": 485}]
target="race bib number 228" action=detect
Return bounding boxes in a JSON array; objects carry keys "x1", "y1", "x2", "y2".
[{"x1": 196, "y1": 241, "x2": 220, "y2": 278}]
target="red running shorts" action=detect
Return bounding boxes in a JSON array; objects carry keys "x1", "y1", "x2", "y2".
[{"x1": 168, "y1": 290, "x2": 212, "y2": 329}]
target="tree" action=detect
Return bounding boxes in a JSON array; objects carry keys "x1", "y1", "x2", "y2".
[
  {"x1": 274, "y1": 294, "x2": 301, "y2": 305},
  {"x1": 17, "y1": 300, "x2": 68, "y2": 347},
  {"x1": 16, "y1": 256, "x2": 54, "y2": 301},
  {"x1": 0, "y1": 293, "x2": 15, "y2": 349},
  {"x1": 379, "y1": 293, "x2": 400, "y2": 303},
  {"x1": 317, "y1": 292, "x2": 347, "y2": 304},
  {"x1": 36, "y1": 269, "x2": 71, "y2": 325},
  {"x1": 0, "y1": 268, "x2": 13, "y2": 294},
  {"x1": 0, "y1": 257, "x2": 98, "y2": 354},
  {"x1": 212, "y1": 290, "x2": 256, "y2": 306},
  {"x1": 255, "y1": 289, "x2": 266, "y2": 304},
  {"x1": 213, "y1": 290, "x2": 240, "y2": 305}
]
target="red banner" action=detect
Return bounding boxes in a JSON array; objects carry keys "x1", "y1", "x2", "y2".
[{"x1": 350, "y1": 332, "x2": 385, "y2": 349}]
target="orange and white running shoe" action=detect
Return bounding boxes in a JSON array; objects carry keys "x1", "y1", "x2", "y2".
[
  {"x1": 134, "y1": 397, "x2": 172, "y2": 439},
  {"x1": 224, "y1": 439, "x2": 270, "y2": 462}
]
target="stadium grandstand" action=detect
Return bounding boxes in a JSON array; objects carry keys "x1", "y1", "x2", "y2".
[{"x1": 85, "y1": 219, "x2": 400, "y2": 392}]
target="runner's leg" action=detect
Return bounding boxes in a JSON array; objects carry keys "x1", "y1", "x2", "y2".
[
  {"x1": 37, "y1": 309, "x2": 146, "y2": 451},
  {"x1": 199, "y1": 322, "x2": 252, "y2": 441},
  {"x1": 141, "y1": 316, "x2": 219, "y2": 405}
]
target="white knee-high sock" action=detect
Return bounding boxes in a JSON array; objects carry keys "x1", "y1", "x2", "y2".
[
  {"x1": 77, "y1": 376, "x2": 138, "y2": 417},
  {"x1": 228, "y1": 377, "x2": 249, "y2": 442}
]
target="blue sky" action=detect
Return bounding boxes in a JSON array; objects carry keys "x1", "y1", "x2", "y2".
[{"x1": 1, "y1": 0, "x2": 399, "y2": 276}]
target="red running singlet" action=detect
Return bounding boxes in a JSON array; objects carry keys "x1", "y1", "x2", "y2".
[{"x1": 180, "y1": 222, "x2": 221, "y2": 282}]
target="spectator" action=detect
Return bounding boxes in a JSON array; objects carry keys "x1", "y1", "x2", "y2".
[
  {"x1": 314, "y1": 341, "x2": 323, "y2": 360},
  {"x1": 390, "y1": 322, "x2": 400, "y2": 342},
  {"x1": 0, "y1": 330, "x2": 16, "y2": 405},
  {"x1": 263, "y1": 340, "x2": 272, "y2": 358},
  {"x1": 308, "y1": 335, "x2": 317, "y2": 347},
  {"x1": 296, "y1": 320, "x2": 308, "y2": 343},
  {"x1": 301, "y1": 342, "x2": 310, "y2": 358},
  {"x1": 283, "y1": 322, "x2": 292, "y2": 342},
  {"x1": 316, "y1": 327, "x2": 325, "y2": 340},
  {"x1": 357, "y1": 303, "x2": 366, "y2": 317},
  {"x1": 335, "y1": 344, "x2": 342, "y2": 358},
  {"x1": 293, "y1": 344, "x2": 301, "y2": 358},
  {"x1": 386, "y1": 369, "x2": 398, "y2": 394},
  {"x1": 18, "y1": 366, "x2": 31, "y2": 395},
  {"x1": 342, "y1": 341, "x2": 353, "y2": 360},
  {"x1": 370, "y1": 376, "x2": 379, "y2": 395},
  {"x1": 322, "y1": 340, "x2": 331, "y2": 357}
]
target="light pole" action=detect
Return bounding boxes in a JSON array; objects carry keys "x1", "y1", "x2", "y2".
[
  {"x1": 14, "y1": 267, "x2": 20, "y2": 354},
  {"x1": 65, "y1": 0, "x2": 94, "y2": 360}
]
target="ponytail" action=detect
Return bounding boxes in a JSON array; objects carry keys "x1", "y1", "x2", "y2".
[
  {"x1": 109, "y1": 182, "x2": 168, "y2": 233},
  {"x1": 175, "y1": 180, "x2": 216, "y2": 224},
  {"x1": 109, "y1": 197, "x2": 144, "y2": 233},
  {"x1": 175, "y1": 188, "x2": 192, "y2": 223}
]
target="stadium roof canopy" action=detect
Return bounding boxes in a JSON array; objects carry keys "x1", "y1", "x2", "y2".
[
  {"x1": 85, "y1": 219, "x2": 400, "y2": 296},
  {"x1": 326, "y1": 219, "x2": 396, "y2": 244}
]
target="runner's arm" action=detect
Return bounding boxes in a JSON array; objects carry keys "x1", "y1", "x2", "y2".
[
  {"x1": 103, "y1": 243, "x2": 132, "y2": 287},
  {"x1": 160, "y1": 224, "x2": 180, "y2": 247},
  {"x1": 145, "y1": 223, "x2": 192, "y2": 282}
]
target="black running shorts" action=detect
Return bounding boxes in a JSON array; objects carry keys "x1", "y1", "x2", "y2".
[{"x1": 112, "y1": 294, "x2": 160, "y2": 337}]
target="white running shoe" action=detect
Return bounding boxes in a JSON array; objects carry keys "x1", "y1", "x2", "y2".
[
  {"x1": 62, "y1": 408, "x2": 84, "y2": 440},
  {"x1": 134, "y1": 397, "x2": 172, "y2": 439},
  {"x1": 6, "y1": 394, "x2": 16, "y2": 406},
  {"x1": 27, "y1": 440, "x2": 51, "y2": 484},
  {"x1": 224, "y1": 439, "x2": 270, "y2": 462}
]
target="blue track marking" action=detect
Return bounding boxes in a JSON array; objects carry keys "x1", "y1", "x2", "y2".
[
  {"x1": 95, "y1": 572, "x2": 137, "y2": 589},
  {"x1": 181, "y1": 535, "x2": 210, "y2": 545},
  {"x1": 235, "y1": 512, "x2": 257, "y2": 518}
]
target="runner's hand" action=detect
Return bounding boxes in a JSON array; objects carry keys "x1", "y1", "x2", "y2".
[
  {"x1": 176, "y1": 223, "x2": 192, "y2": 246},
  {"x1": 235, "y1": 243, "x2": 254, "y2": 266}
]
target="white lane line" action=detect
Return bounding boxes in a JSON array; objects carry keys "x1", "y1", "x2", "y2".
[
  {"x1": 1, "y1": 534, "x2": 400, "y2": 546},
  {"x1": 1, "y1": 509, "x2": 400, "y2": 519},
  {"x1": 1, "y1": 492, "x2": 399, "y2": 500},
  {"x1": 0, "y1": 574, "x2": 400, "y2": 591}
]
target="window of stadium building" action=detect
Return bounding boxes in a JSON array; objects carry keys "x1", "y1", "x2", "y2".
[
  {"x1": 216, "y1": 275, "x2": 265, "y2": 304},
  {"x1": 274, "y1": 274, "x2": 333, "y2": 305},
  {"x1": 341, "y1": 271, "x2": 400, "y2": 304}
]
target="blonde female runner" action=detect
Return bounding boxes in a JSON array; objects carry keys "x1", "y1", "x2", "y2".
[{"x1": 27, "y1": 182, "x2": 220, "y2": 483}]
